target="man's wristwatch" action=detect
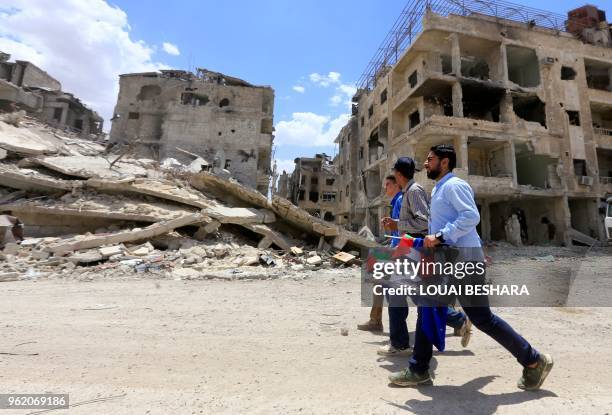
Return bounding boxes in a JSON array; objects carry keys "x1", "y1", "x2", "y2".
[{"x1": 434, "y1": 231, "x2": 445, "y2": 243}]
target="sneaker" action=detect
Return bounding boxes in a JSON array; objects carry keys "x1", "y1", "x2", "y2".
[
  {"x1": 377, "y1": 344, "x2": 412, "y2": 356},
  {"x1": 458, "y1": 319, "x2": 472, "y2": 348},
  {"x1": 517, "y1": 353, "x2": 554, "y2": 390},
  {"x1": 388, "y1": 368, "x2": 432, "y2": 387},
  {"x1": 357, "y1": 320, "x2": 383, "y2": 332}
]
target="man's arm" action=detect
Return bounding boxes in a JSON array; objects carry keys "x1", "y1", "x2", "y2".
[
  {"x1": 438, "y1": 181, "x2": 480, "y2": 243},
  {"x1": 397, "y1": 187, "x2": 429, "y2": 233}
]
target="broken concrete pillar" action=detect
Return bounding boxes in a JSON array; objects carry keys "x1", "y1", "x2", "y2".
[
  {"x1": 454, "y1": 135, "x2": 468, "y2": 170},
  {"x1": 452, "y1": 82, "x2": 463, "y2": 118},
  {"x1": 450, "y1": 33, "x2": 461, "y2": 76}
]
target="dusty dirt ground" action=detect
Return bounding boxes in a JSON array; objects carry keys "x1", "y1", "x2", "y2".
[{"x1": 1, "y1": 250, "x2": 612, "y2": 414}]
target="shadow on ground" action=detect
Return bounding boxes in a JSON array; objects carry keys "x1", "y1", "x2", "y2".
[{"x1": 382, "y1": 375, "x2": 557, "y2": 414}]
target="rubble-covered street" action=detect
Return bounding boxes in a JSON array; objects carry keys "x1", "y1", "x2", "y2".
[{"x1": 1, "y1": 252, "x2": 611, "y2": 414}]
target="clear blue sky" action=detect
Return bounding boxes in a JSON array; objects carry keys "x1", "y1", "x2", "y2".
[{"x1": 59, "y1": 0, "x2": 610, "y2": 172}]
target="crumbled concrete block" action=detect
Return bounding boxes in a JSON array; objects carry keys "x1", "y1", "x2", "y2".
[
  {"x1": 173, "y1": 267, "x2": 199, "y2": 280},
  {"x1": 31, "y1": 250, "x2": 50, "y2": 260},
  {"x1": 306, "y1": 255, "x2": 322, "y2": 265},
  {"x1": 290, "y1": 246, "x2": 303, "y2": 256},
  {"x1": 69, "y1": 251, "x2": 103, "y2": 264},
  {"x1": 3, "y1": 243, "x2": 20, "y2": 255},
  {"x1": 99, "y1": 245, "x2": 124, "y2": 257}
]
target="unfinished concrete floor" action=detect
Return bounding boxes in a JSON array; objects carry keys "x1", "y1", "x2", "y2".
[{"x1": 1, "y1": 252, "x2": 611, "y2": 414}]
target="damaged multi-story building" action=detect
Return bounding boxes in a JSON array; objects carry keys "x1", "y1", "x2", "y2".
[
  {"x1": 334, "y1": 0, "x2": 612, "y2": 245},
  {"x1": 281, "y1": 154, "x2": 339, "y2": 221},
  {"x1": 109, "y1": 68, "x2": 275, "y2": 194},
  {"x1": 0, "y1": 51, "x2": 103, "y2": 137}
]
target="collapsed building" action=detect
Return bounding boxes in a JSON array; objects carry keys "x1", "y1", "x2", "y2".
[
  {"x1": 334, "y1": 0, "x2": 612, "y2": 246},
  {"x1": 109, "y1": 68, "x2": 275, "y2": 194},
  {"x1": 281, "y1": 154, "x2": 339, "y2": 221},
  {"x1": 0, "y1": 52, "x2": 103, "y2": 137},
  {"x1": 0, "y1": 114, "x2": 375, "y2": 282}
]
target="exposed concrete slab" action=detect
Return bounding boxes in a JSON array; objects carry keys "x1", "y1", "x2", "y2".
[
  {"x1": 0, "y1": 163, "x2": 81, "y2": 193},
  {"x1": 2, "y1": 193, "x2": 197, "y2": 224},
  {"x1": 204, "y1": 205, "x2": 275, "y2": 225},
  {"x1": 42, "y1": 213, "x2": 203, "y2": 255},
  {"x1": 87, "y1": 178, "x2": 211, "y2": 209},
  {"x1": 243, "y1": 223, "x2": 291, "y2": 251},
  {"x1": 34, "y1": 156, "x2": 148, "y2": 179},
  {"x1": 0, "y1": 120, "x2": 61, "y2": 155},
  {"x1": 190, "y1": 172, "x2": 378, "y2": 250}
]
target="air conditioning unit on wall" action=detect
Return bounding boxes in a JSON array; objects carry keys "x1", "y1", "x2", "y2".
[
  {"x1": 579, "y1": 176, "x2": 594, "y2": 186},
  {"x1": 541, "y1": 57, "x2": 555, "y2": 65}
]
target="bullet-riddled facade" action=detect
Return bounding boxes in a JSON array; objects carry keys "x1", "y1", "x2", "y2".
[
  {"x1": 110, "y1": 68, "x2": 275, "y2": 194},
  {"x1": 334, "y1": 1, "x2": 612, "y2": 245}
]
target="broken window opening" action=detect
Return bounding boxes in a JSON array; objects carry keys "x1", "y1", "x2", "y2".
[
  {"x1": 596, "y1": 148, "x2": 612, "y2": 180},
  {"x1": 52, "y1": 107, "x2": 62, "y2": 121},
  {"x1": 322, "y1": 192, "x2": 336, "y2": 202},
  {"x1": 506, "y1": 45, "x2": 540, "y2": 87},
  {"x1": 73, "y1": 119, "x2": 83, "y2": 131},
  {"x1": 346, "y1": 185, "x2": 349, "y2": 196},
  {"x1": 408, "y1": 71, "x2": 418, "y2": 88},
  {"x1": 561, "y1": 66, "x2": 577, "y2": 80},
  {"x1": 409, "y1": 111, "x2": 420, "y2": 129},
  {"x1": 441, "y1": 55, "x2": 453, "y2": 75},
  {"x1": 309, "y1": 191, "x2": 319, "y2": 203},
  {"x1": 325, "y1": 178, "x2": 335, "y2": 186},
  {"x1": 515, "y1": 143, "x2": 559, "y2": 188},
  {"x1": 219, "y1": 98, "x2": 230, "y2": 107},
  {"x1": 360, "y1": 116, "x2": 364, "y2": 126},
  {"x1": 585, "y1": 59, "x2": 612, "y2": 91},
  {"x1": 462, "y1": 83, "x2": 504, "y2": 122},
  {"x1": 573, "y1": 159, "x2": 587, "y2": 176},
  {"x1": 512, "y1": 95, "x2": 546, "y2": 127},
  {"x1": 181, "y1": 92, "x2": 209, "y2": 106},
  {"x1": 359, "y1": 146, "x2": 364, "y2": 159},
  {"x1": 461, "y1": 56, "x2": 490, "y2": 80},
  {"x1": 323, "y1": 212, "x2": 334, "y2": 221},
  {"x1": 368, "y1": 105, "x2": 374, "y2": 118},
  {"x1": 300, "y1": 175, "x2": 306, "y2": 185},
  {"x1": 380, "y1": 89, "x2": 387, "y2": 105},
  {"x1": 224, "y1": 159, "x2": 231, "y2": 170},
  {"x1": 137, "y1": 85, "x2": 162, "y2": 101},
  {"x1": 368, "y1": 129, "x2": 384, "y2": 164},
  {"x1": 567, "y1": 110, "x2": 581, "y2": 126},
  {"x1": 467, "y1": 138, "x2": 512, "y2": 177},
  {"x1": 311, "y1": 177, "x2": 318, "y2": 185},
  {"x1": 128, "y1": 112, "x2": 140, "y2": 120},
  {"x1": 298, "y1": 189, "x2": 305, "y2": 201},
  {"x1": 261, "y1": 118, "x2": 273, "y2": 134}
]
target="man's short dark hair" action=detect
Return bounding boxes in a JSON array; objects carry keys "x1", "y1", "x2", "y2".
[
  {"x1": 430, "y1": 144, "x2": 456, "y2": 171},
  {"x1": 385, "y1": 175, "x2": 396, "y2": 183},
  {"x1": 393, "y1": 157, "x2": 416, "y2": 180}
]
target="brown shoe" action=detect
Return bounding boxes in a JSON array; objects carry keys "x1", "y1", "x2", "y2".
[{"x1": 357, "y1": 320, "x2": 383, "y2": 332}]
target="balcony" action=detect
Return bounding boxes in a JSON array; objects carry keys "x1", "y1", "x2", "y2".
[
  {"x1": 594, "y1": 127, "x2": 612, "y2": 150},
  {"x1": 588, "y1": 88, "x2": 612, "y2": 107}
]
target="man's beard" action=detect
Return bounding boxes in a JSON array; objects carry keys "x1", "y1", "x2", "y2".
[{"x1": 426, "y1": 167, "x2": 440, "y2": 180}]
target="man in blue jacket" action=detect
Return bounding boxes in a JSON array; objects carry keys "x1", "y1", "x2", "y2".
[{"x1": 388, "y1": 144, "x2": 553, "y2": 390}]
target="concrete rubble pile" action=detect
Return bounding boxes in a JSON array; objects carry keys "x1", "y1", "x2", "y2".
[{"x1": 0, "y1": 115, "x2": 377, "y2": 282}]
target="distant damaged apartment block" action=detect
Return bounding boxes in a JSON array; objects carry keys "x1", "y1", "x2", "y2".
[
  {"x1": 335, "y1": 1, "x2": 612, "y2": 245},
  {"x1": 279, "y1": 154, "x2": 339, "y2": 222},
  {"x1": 109, "y1": 68, "x2": 275, "y2": 194},
  {"x1": 0, "y1": 52, "x2": 103, "y2": 136}
]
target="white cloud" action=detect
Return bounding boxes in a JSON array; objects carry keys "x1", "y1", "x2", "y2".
[
  {"x1": 0, "y1": 0, "x2": 169, "y2": 127},
  {"x1": 309, "y1": 71, "x2": 341, "y2": 87},
  {"x1": 292, "y1": 85, "x2": 305, "y2": 93},
  {"x1": 274, "y1": 159, "x2": 295, "y2": 175},
  {"x1": 275, "y1": 112, "x2": 351, "y2": 147},
  {"x1": 162, "y1": 41, "x2": 180, "y2": 56},
  {"x1": 329, "y1": 94, "x2": 342, "y2": 107}
]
